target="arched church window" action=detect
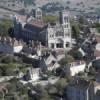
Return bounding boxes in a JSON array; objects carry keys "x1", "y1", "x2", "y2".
[{"x1": 64, "y1": 16, "x2": 68, "y2": 23}]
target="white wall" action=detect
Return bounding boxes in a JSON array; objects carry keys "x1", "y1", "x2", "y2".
[
  {"x1": 0, "y1": 44, "x2": 23, "y2": 54},
  {"x1": 70, "y1": 63, "x2": 86, "y2": 76},
  {"x1": 14, "y1": 45, "x2": 23, "y2": 53}
]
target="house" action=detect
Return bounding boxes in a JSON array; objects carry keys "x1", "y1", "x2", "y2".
[
  {"x1": 66, "y1": 79, "x2": 94, "y2": 100},
  {"x1": 40, "y1": 53, "x2": 60, "y2": 72},
  {"x1": 94, "y1": 81, "x2": 100, "y2": 94},
  {"x1": 94, "y1": 74, "x2": 100, "y2": 100},
  {"x1": 0, "y1": 0, "x2": 24, "y2": 11},
  {"x1": 87, "y1": 16, "x2": 100, "y2": 24},
  {"x1": 24, "y1": 68, "x2": 40, "y2": 82},
  {"x1": 78, "y1": 33, "x2": 97, "y2": 60},
  {"x1": 89, "y1": 28, "x2": 100, "y2": 58},
  {"x1": 65, "y1": 60, "x2": 86, "y2": 76},
  {"x1": 94, "y1": 35, "x2": 100, "y2": 58},
  {"x1": 78, "y1": 48, "x2": 86, "y2": 57},
  {"x1": 0, "y1": 37, "x2": 23, "y2": 54},
  {"x1": 52, "y1": 49, "x2": 65, "y2": 61},
  {"x1": 95, "y1": 90, "x2": 100, "y2": 100},
  {"x1": 92, "y1": 58, "x2": 100, "y2": 72}
]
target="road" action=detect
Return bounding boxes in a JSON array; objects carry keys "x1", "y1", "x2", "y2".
[{"x1": 20, "y1": 77, "x2": 59, "y2": 86}]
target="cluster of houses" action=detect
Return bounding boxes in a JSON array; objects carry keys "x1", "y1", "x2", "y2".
[
  {"x1": 66, "y1": 72, "x2": 100, "y2": 100},
  {"x1": 0, "y1": 0, "x2": 25, "y2": 11},
  {"x1": 65, "y1": 28, "x2": 100, "y2": 100},
  {"x1": 0, "y1": 37, "x2": 23, "y2": 53}
]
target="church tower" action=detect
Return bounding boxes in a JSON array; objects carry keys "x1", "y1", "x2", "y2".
[
  {"x1": 31, "y1": 7, "x2": 43, "y2": 20},
  {"x1": 35, "y1": 8, "x2": 43, "y2": 20},
  {"x1": 59, "y1": 11, "x2": 71, "y2": 37},
  {"x1": 59, "y1": 11, "x2": 72, "y2": 48}
]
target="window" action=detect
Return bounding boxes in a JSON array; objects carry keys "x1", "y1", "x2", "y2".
[
  {"x1": 50, "y1": 34, "x2": 54, "y2": 38},
  {"x1": 64, "y1": 25, "x2": 67, "y2": 28},
  {"x1": 56, "y1": 43, "x2": 63, "y2": 48},
  {"x1": 64, "y1": 24, "x2": 69, "y2": 28},
  {"x1": 66, "y1": 43, "x2": 69, "y2": 47},
  {"x1": 51, "y1": 43, "x2": 54, "y2": 48},
  {"x1": 65, "y1": 32, "x2": 70, "y2": 36}
]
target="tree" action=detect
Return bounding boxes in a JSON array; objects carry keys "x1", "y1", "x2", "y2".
[
  {"x1": 40, "y1": 93, "x2": 53, "y2": 100},
  {"x1": 1, "y1": 56, "x2": 13, "y2": 63},
  {"x1": 66, "y1": 1, "x2": 71, "y2": 4},
  {"x1": 72, "y1": 51, "x2": 83, "y2": 60},
  {"x1": 43, "y1": 15, "x2": 59, "y2": 23},
  {"x1": 92, "y1": 23, "x2": 100, "y2": 28},
  {"x1": 23, "y1": 0, "x2": 34, "y2": 5},
  {"x1": 55, "y1": 78, "x2": 67, "y2": 96},
  {"x1": 72, "y1": 23, "x2": 80, "y2": 38},
  {"x1": 7, "y1": 78, "x2": 28, "y2": 99},
  {"x1": 0, "y1": 20, "x2": 13, "y2": 36},
  {"x1": 59, "y1": 55, "x2": 74, "y2": 67},
  {"x1": 66, "y1": 55, "x2": 75, "y2": 63},
  {"x1": 97, "y1": 27, "x2": 100, "y2": 33},
  {"x1": 70, "y1": 18, "x2": 80, "y2": 38},
  {"x1": 59, "y1": 57, "x2": 68, "y2": 67},
  {"x1": 79, "y1": 16, "x2": 85, "y2": 24},
  {"x1": 65, "y1": 6, "x2": 70, "y2": 10},
  {"x1": 32, "y1": 84, "x2": 52, "y2": 100}
]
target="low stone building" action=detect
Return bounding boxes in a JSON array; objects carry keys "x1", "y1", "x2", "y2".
[
  {"x1": 65, "y1": 60, "x2": 86, "y2": 76},
  {"x1": 66, "y1": 79, "x2": 94, "y2": 100},
  {"x1": 40, "y1": 53, "x2": 60, "y2": 72},
  {"x1": 25, "y1": 68, "x2": 40, "y2": 82},
  {"x1": 95, "y1": 90, "x2": 100, "y2": 100},
  {"x1": 0, "y1": 37, "x2": 23, "y2": 53}
]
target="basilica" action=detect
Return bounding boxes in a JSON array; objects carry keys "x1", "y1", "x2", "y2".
[{"x1": 13, "y1": 8, "x2": 72, "y2": 50}]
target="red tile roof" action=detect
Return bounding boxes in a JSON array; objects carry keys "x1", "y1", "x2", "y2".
[
  {"x1": 16, "y1": 15, "x2": 27, "y2": 22},
  {"x1": 28, "y1": 19, "x2": 45, "y2": 28}
]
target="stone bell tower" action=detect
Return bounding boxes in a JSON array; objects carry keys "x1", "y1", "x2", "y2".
[{"x1": 59, "y1": 11, "x2": 72, "y2": 48}]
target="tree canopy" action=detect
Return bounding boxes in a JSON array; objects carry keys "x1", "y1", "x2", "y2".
[
  {"x1": 70, "y1": 19, "x2": 80, "y2": 38},
  {"x1": 43, "y1": 15, "x2": 59, "y2": 23},
  {"x1": 72, "y1": 50, "x2": 83, "y2": 60},
  {"x1": 0, "y1": 20, "x2": 13, "y2": 36}
]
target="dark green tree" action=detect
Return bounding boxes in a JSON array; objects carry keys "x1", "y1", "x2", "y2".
[
  {"x1": 79, "y1": 16, "x2": 85, "y2": 24},
  {"x1": 72, "y1": 51, "x2": 83, "y2": 60},
  {"x1": 0, "y1": 20, "x2": 13, "y2": 36}
]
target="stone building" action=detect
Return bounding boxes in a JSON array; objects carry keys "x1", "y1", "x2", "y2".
[
  {"x1": 40, "y1": 53, "x2": 60, "y2": 72},
  {"x1": 65, "y1": 60, "x2": 86, "y2": 76},
  {"x1": 13, "y1": 7, "x2": 47, "y2": 44},
  {"x1": 66, "y1": 79, "x2": 94, "y2": 100},
  {"x1": 47, "y1": 11, "x2": 72, "y2": 50},
  {"x1": 0, "y1": 37, "x2": 23, "y2": 53},
  {"x1": 13, "y1": 8, "x2": 72, "y2": 50}
]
